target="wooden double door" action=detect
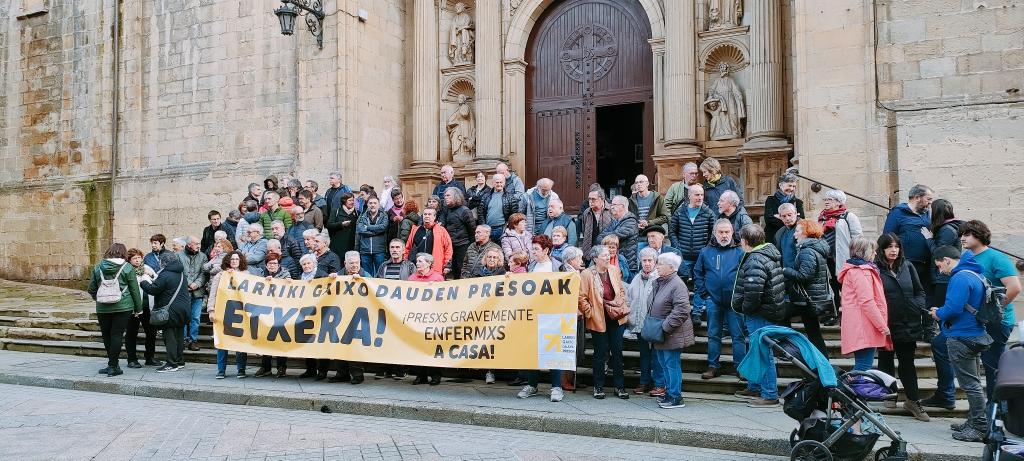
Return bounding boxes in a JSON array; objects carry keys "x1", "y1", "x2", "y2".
[{"x1": 525, "y1": 0, "x2": 654, "y2": 212}]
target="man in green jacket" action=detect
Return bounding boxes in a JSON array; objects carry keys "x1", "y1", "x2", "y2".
[
  {"x1": 87, "y1": 243, "x2": 143, "y2": 377},
  {"x1": 260, "y1": 191, "x2": 293, "y2": 238}
]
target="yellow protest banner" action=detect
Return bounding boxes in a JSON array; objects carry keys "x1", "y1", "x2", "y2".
[{"x1": 211, "y1": 271, "x2": 580, "y2": 370}]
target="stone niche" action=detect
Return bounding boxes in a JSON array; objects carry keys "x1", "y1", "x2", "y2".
[{"x1": 441, "y1": 77, "x2": 477, "y2": 166}]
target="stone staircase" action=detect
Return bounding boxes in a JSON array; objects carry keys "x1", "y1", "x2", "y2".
[{"x1": 0, "y1": 279, "x2": 967, "y2": 417}]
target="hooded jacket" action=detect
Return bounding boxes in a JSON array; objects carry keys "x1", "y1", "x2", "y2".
[
  {"x1": 883, "y1": 203, "x2": 931, "y2": 263},
  {"x1": 731, "y1": 243, "x2": 786, "y2": 323},
  {"x1": 88, "y1": 258, "x2": 144, "y2": 314},
  {"x1": 783, "y1": 238, "x2": 832, "y2": 307},
  {"x1": 694, "y1": 237, "x2": 744, "y2": 307},
  {"x1": 838, "y1": 261, "x2": 890, "y2": 354},
  {"x1": 141, "y1": 258, "x2": 190, "y2": 328},
  {"x1": 260, "y1": 206, "x2": 293, "y2": 239},
  {"x1": 669, "y1": 204, "x2": 715, "y2": 260},
  {"x1": 877, "y1": 258, "x2": 926, "y2": 340},
  {"x1": 443, "y1": 204, "x2": 476, "y2": 248},
  {"x1": 934, "y1": 254, "x2": 987, "y2": 338}
]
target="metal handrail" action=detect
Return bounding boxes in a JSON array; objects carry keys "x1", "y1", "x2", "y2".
[{"x1": 791, "y1": 171, "x2": 1024, "y2": 263}]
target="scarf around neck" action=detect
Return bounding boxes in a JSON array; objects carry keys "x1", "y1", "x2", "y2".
[{"x1": 819, "y1": 206, "x2": 848, "y2": 232}]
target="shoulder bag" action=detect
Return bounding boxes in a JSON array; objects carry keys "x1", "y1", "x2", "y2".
[{"x1": 150, "y1": 274, "x2": 184, "y2": 326}]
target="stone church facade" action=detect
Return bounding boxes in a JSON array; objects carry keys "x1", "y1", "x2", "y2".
[{"x1": 0, "y1": 0, "x2": 1021, "y2": 286}]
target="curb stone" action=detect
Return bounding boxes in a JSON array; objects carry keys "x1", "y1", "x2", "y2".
[{"x1": 0, "y1": 370, "x2": 970, "y2": 461}]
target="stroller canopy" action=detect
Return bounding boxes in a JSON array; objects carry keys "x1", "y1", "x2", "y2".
[{"x1": 739, "y1": 326, "x2": 838, "y2": 387}]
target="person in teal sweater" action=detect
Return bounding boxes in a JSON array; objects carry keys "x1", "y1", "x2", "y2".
[{"x1": 87, "y1": 243, "x2": 143, "y2": 377}]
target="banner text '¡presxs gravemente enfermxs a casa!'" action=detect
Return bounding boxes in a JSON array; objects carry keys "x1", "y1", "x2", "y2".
[{"x1": 211, "y1": 271, "x2": 580, "y2": 370}]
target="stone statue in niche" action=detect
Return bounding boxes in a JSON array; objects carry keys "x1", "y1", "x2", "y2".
[
  {"x1": 447, "y1": 94, "x2": 476, "y2": 161},
  {"x1": 448, "y1": 3, "x2": 475, "y2": 65},
  {"x1": 704, "y1": 63, "x2": 746, "y2": 140},
  {"x1": 708, "y1": 0, "x2": 743, "y2": 31}
]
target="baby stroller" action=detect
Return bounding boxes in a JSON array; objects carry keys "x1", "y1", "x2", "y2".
[
  {"x1": 983, "y1": 343, "x2": 1024, "y2": 461},
  {"x1": 750, "y1": 328, "x2": 909, "y2": 461}
]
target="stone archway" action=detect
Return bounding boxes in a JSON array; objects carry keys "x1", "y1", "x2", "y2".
[{"x1": 502, "y1": 0, "x2": 665, "y2": 179}]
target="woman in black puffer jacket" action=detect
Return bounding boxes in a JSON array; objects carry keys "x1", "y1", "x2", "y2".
[
  {"x1": 874, "y1": 233, "x2": 930, "y2": 421},
  {"x1": 781, "y1": 219, "x2": 832, "y2": 356},
  {"x1": 140, "y1": 252, "x2": 192, "y2": 371}
]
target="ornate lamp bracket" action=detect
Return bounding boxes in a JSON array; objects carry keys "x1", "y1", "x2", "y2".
[{"x1": 274, "y1": 0, "x2": 325, "y2": 49}]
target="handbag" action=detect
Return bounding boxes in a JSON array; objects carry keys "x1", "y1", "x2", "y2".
[
  {"x1": 150, "y1": 274, "x2": 184, "y2": 326},
  {"x1": 640, "y1": 315, "x2": 665, "y2": 343}
]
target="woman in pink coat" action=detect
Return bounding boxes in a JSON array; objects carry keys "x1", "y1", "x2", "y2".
[{"x1": 837, "y1": 236, "x2": 891, "y2": 371}]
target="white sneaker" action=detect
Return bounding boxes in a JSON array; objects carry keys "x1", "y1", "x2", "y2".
[
  {"x1": 485, "y1": 371, "x2": 495, "y2": 384},
  {"x1": 517, "y1": 385, "x2": 538, "y2": 399},
  {"x1": 550, "y1": 387, "x2": 564, "y2": 402}
]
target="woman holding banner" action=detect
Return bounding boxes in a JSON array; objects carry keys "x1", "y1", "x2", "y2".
[
  {"x1": 409, "y1": 253, "x2": 444, "y2": 385},
  {"x1": 206, "y1": 250, "x2": 250, "y2": 379},
  {"x1": 560, "y1": 246, "x2": 585, "y2": 391},
  {"x1": 517, "y1": 235, "x2": 565, "y2": 402},
  {"x1": 579, "y1": 245, "x2": 630, "y2": 400}
]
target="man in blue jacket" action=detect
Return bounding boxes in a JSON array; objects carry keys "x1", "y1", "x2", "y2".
[
  {"x1": 884, "y1": 184, "x2": 934, "y2": 288},
  {"x1": 929, "y1": 245, "x2": 989, "y2": 442},
  {"x1": 694, "y1": 219, "x2": 745, "y2": 380}
]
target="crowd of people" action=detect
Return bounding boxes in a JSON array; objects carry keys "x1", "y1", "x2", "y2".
[{"x1": 86, "y1": 160, "x2": 1020, "y2": 440}]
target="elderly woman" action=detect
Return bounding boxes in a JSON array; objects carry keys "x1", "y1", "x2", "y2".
[
  {"x1": 626, "y1": 247, "x2": 664, "y2": 396},
  {"x1": 550, "y1": 226, "x2": 570, "y2": 262},
  {"x1": 380, "y1": 175, "x2": 397, "y2": 212},
  {"x1": 409, "y1": 253, "x2": 444, "y2": 386},
  {"x1": 838, "y1": 237, "x2": 890, "y2": 372},
  {"x1": 579, "y1": 245, "x2": 630, "y2": 400},
  {"x1": 763, "y1": 171, "x2": 805, "y2": 240},
  {"x1": 471, "y1": 247, "x2": 506, "y2": 277},
  {"x1": 296, "y1": 253, "x2": 331, "y2": 380},
  {"x1": 88, "y1": 243, "x2": 143, "y2": 377},
  {"x1": 699, "y1": 157, "x2": 744, "y2": 213},
  {"x1": 560, "y1": 245, "x2": 586, "y2": 391},
  {"x1": 125, "y1": 248, "x2": 159, "y2": 368},
  {"x1": 648, "y1": 252, "x2": 694, "y2": 409},
  {"x1": 207, "y1": 250, "x2": 251, "y2": 379},
  {"x1": 781, "y1": 219, "x2": 832, "y2": 356},
  {"x1": 140, "y1": 251, "x2": 190, "y2": 373},
  {"x1": 818, "y1": 189, "x2": 862, "y2": 277},
  {"x1": 600, "y1": 234, "x2": 633, "y2": 283},
  {"x1": 501, "y1": 213, "x2": 532, "y2": 263},
  {"x1": 515, "y1": 236, "x2": 568, "y2": 401},
  {"x1": 875, "y1": 233, "x2": 929, "y2": 421},
  {"x1": 561, "y1": 246, "x2": 585, "y2": 273},
  {"x1": 251, "y1": 253, "x2": 293, "y2": 378}
]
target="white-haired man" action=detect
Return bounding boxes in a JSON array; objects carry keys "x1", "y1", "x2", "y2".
[
  {"x1": 718, "y1": 190, "x2": 752, "y2": 236},
  {"x1": 432, "y1": 164, "x2": 466, "y2": 200},
  {"x1": 543, "y1": 199, "x2": 577, "y2": 247},
  {"x1": 520, "y1": 177, "x2": 559, "y2": 235}
]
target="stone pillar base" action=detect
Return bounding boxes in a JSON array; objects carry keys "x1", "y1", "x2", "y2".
[
  {"x1": 398, "y1": 163, "x2": 440, "y2": 206},
  {"x1": 737, "y1": 142, "x2": 793, "y2": 220},
  {"x1": 651, "y1": 144, "x2": 702, "y2": 194}
]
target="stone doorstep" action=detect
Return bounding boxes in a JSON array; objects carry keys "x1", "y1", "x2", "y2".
[
  {"x1": 0, "y1": 337, "x2": 970, "y2": 413},
  {"x1": 0, "y1": 368, "x2": 978, "y2": 461}
]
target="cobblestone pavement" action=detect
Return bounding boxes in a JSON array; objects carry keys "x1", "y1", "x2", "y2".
[{"x1": 0, "y1": 383, "x2": 783, "y2": 461}]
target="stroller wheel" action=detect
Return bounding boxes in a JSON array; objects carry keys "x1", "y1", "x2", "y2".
[
  {"x1": 789, "y1": 428, "x2": 800, "y2": 447},
  {"x1": 791, "y1": 440, "x2": 832, "y2": 461},
  {"x1": 874, "y1": 447, "x2": 890, "y2": 461}
]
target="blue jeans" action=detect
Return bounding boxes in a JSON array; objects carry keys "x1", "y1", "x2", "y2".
[
  {"x1": 852, "y1": 348, "x2": 876, "y2": 371},
  {"x1": 655, "y1": 348, "x2": 683, "y2": 399},
  {"x1": 185, "y1": 297, "x2": 203, "y2": 344},
  {"x1": 637, "y1": 336, "x2": 665, "y2": 387},
  {"x1": 360, "y1": 252, "x2": 385, "y2": 277},
  {"x1": 930, "y1": 329, "x2": 957, "y2": 403},
  {"x1": 216, "y1": 349, "x2": 248, "y2": 374},
  {"x1": 591, "y1": 321, "x2": 625, "y2": 389},
  {"x1": 679, "y1": 259, "x2": 696, "y2": 279},
  {"x1": 745, "y1": 315, "x2": 778, "y2": 400},
  {"x1": 527, "y1": 369, "x2": 564, "y2": 389},
  {"x1": 981, "y1": 323, "x2": 1013, "y2": 400},
  {"x1": 706, "y1": 297, "x2": 746, "y2": 370},
  {"x1": 691, "y1": 294, "x2": 706, "y2": 321}
]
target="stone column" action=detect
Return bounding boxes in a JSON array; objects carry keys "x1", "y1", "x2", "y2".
[
  {"x1": 473, "y1": 0, "x2": 502, "y2": 167},
  {"x1": 648, "y1": 38, "x2": 666, "y2": 144},
  {"x1": 744, "y1": 0, "x2": 786, "y2": 146},
  {"x1": 401, "y1": 0, "x2": 440, "y2": 204},
  {"x1": 410, "y1": 0, "x2": 439, "y2": 168},
  {"x1": 501, "y1": 59, "x2": 527, "y2": 171},
  {"x1": 662, "y1": 0, "x2": 697, "y2": 148}
]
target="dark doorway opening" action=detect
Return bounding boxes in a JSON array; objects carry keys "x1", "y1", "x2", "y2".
[{"x1": 595, "y1": 103, "x2": 645, "y2": 199}]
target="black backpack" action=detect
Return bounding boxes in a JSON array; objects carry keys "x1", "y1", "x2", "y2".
[{"x1": 962, "y1": 270, "x2": 1008, "y2": 329}]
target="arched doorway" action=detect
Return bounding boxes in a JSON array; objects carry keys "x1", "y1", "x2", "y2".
[{"x1": 525, "y1": 0, "x2": 654, "y2": 212}]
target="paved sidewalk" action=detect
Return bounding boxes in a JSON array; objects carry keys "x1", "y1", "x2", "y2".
[
  {"x1": 0, "y1": 383, "x2": 783, "y2": 461},
  {"x1": 0, "y1": 350, "x2": 983, "y2": 460}
]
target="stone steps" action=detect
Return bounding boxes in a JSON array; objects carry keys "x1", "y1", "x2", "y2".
[{"x1": 0, "y1": 336, "x2": 966, "y2": 412}]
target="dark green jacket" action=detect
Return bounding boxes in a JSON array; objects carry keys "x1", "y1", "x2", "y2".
[{"x1": 87, "y1": 258, "x2": 143, "y2": 314}]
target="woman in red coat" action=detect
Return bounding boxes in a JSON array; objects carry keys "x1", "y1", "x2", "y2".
[{"x1": 837, "y1": 236, "x2": 890, "y2": 371}]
